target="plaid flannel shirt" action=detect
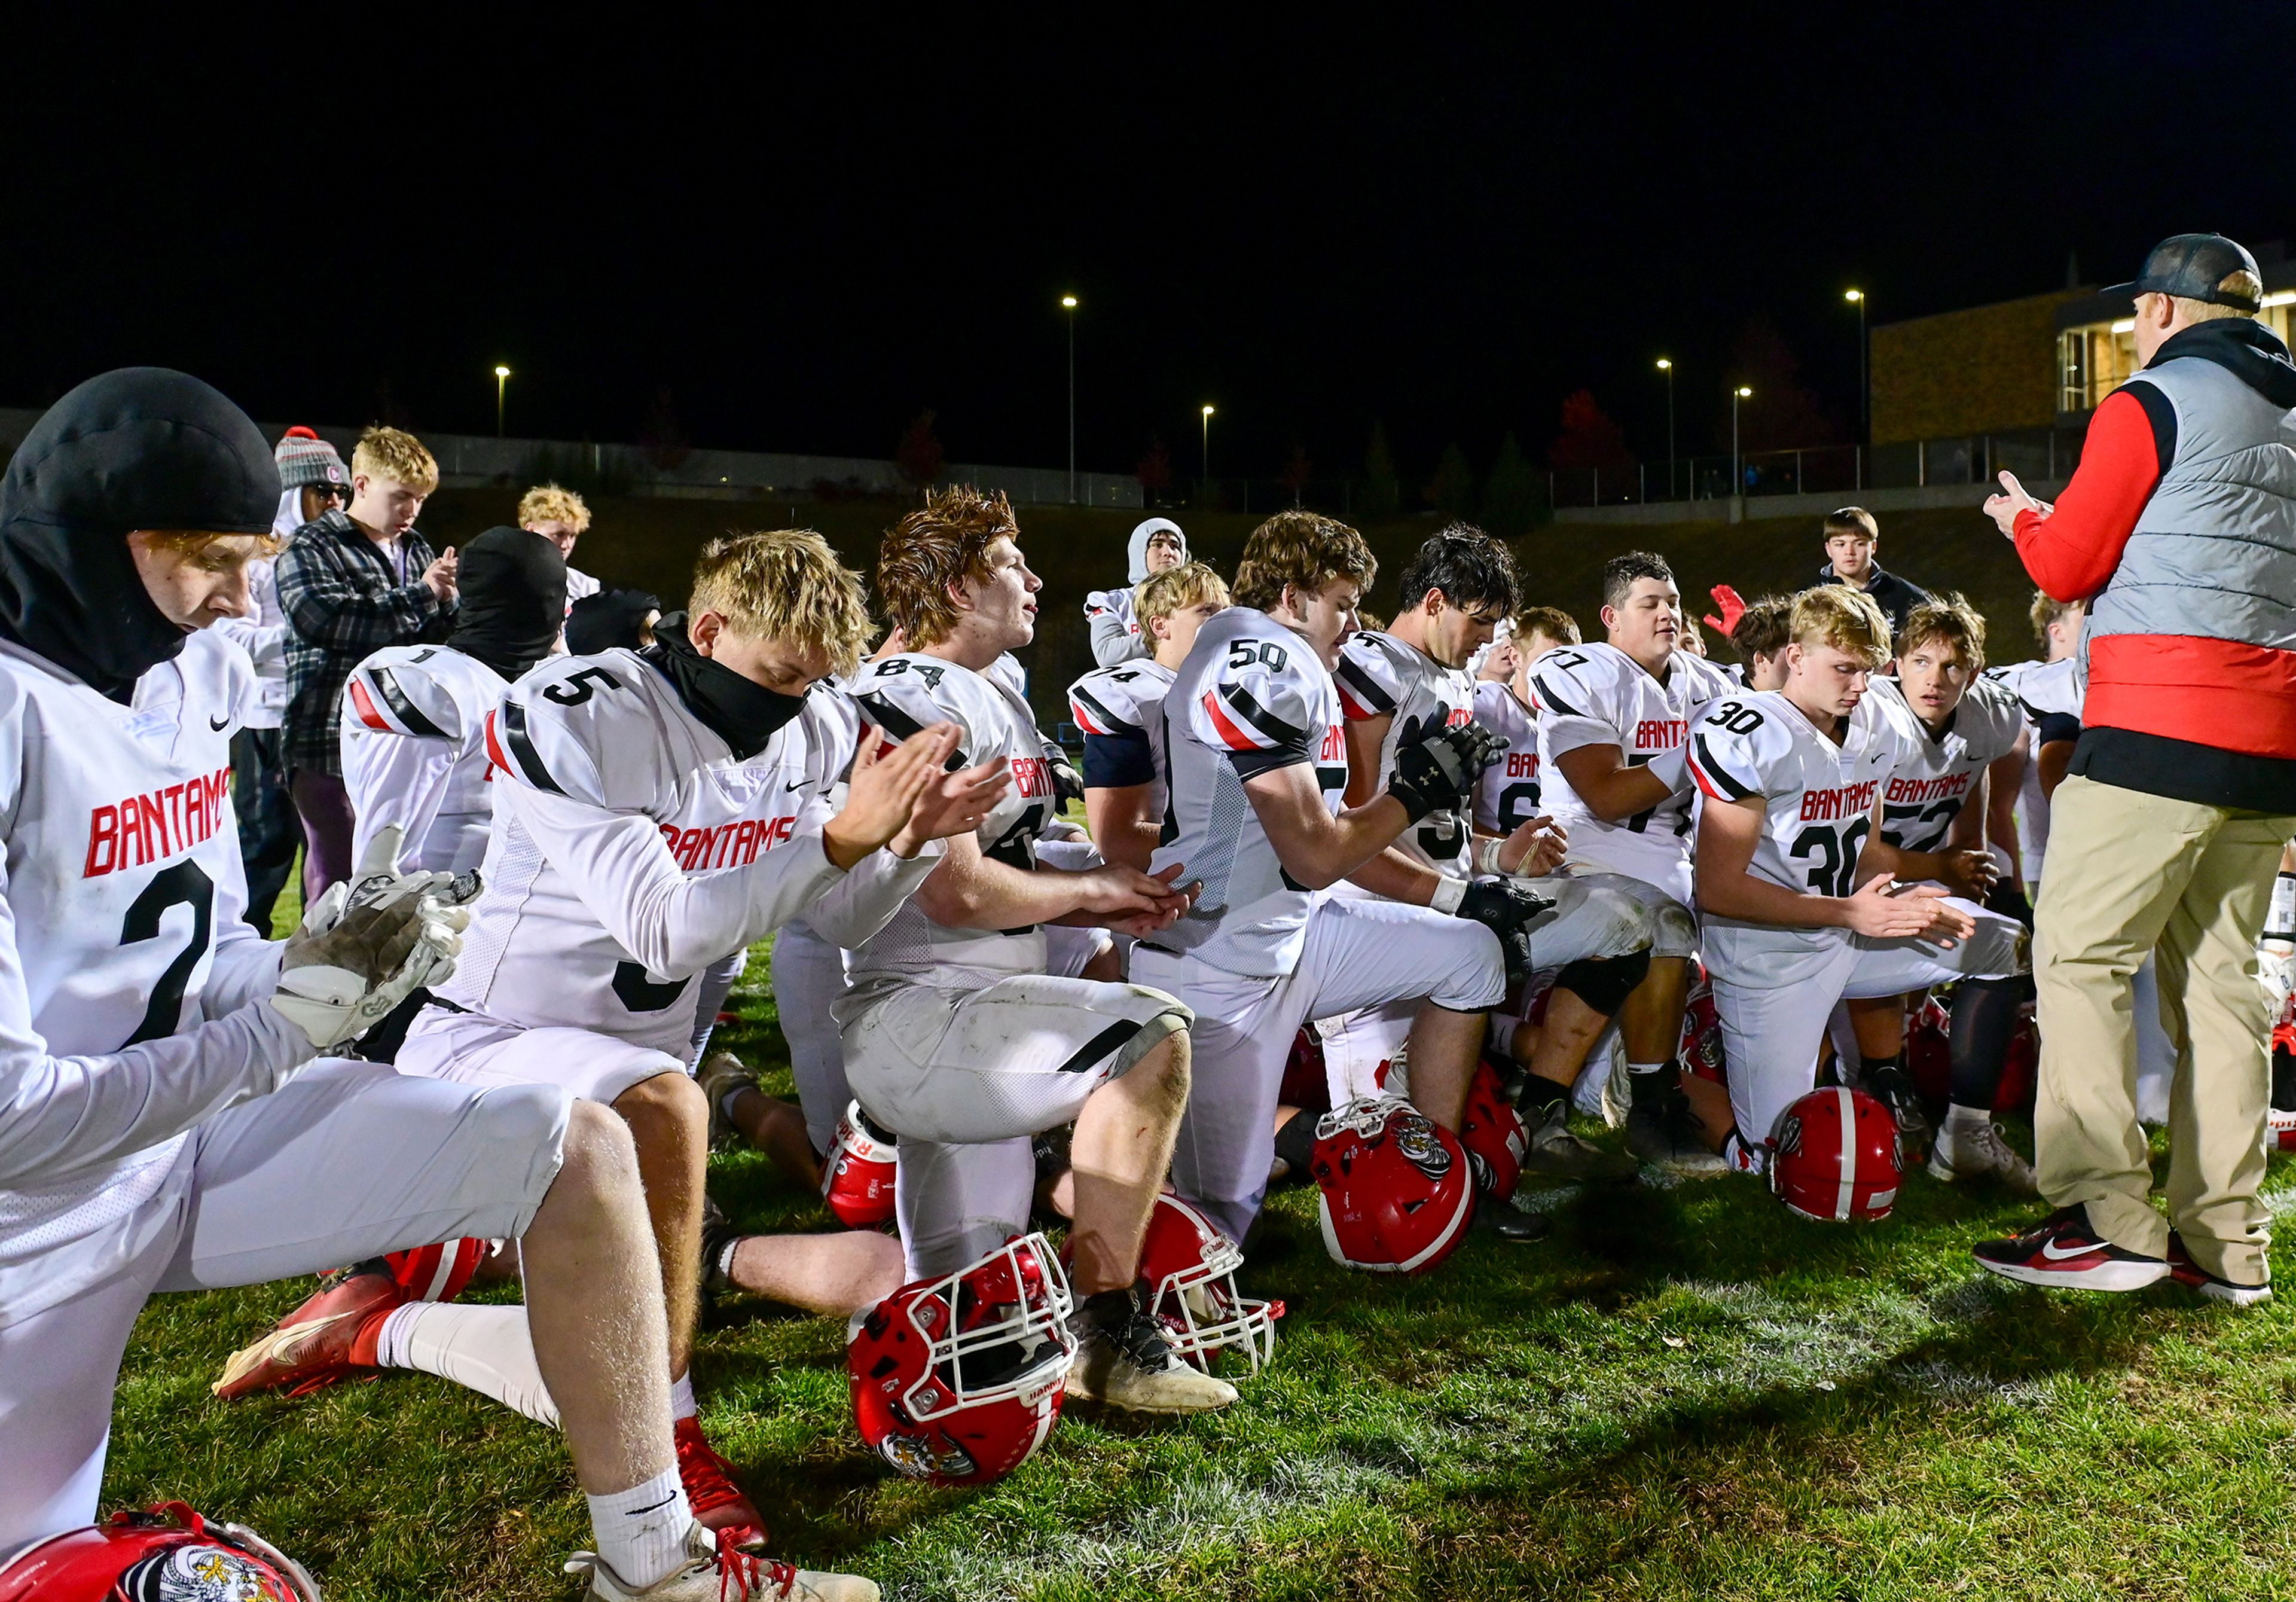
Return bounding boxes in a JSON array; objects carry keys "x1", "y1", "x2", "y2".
[{"x1": 276, "y1": 508, "x2": 454, "y2": 774}]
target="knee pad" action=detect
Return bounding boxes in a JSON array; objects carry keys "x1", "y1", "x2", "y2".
[
  {"x1": 1555, "y1": 947, "x2": 1653, "y2": 1015},
  {"x1": 1651, "y1": 898, "x2": 1697, "y2": 960}
]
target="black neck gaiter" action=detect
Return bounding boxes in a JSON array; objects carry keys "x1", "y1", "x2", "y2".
[{"x1": 642, "y1": 612, "x2": 808, "y2": 759}]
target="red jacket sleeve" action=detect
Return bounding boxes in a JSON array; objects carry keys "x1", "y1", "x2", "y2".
[{"x1": 2011, "y1": 387, "x2": 2164, "y2": 602}]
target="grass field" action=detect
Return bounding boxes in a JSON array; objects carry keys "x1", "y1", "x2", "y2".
[{"x1": 102, "y1": 910, "x2": 2296, "y2": 1601}]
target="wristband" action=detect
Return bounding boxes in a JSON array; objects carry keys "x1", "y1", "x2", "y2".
[
  {"x1": 1476, "y1": 837, "x2": 1509, "y2": 877},
  {"x1": 1430, "y1": 875, "x2": 1468, "y2": 915}
]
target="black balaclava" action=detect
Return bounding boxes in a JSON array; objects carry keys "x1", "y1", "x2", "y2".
[
  {"x1": 566, "y1": 587, "x2": 662, "y2": 655},
  {"x1": 448, "y1": 526, "x2": 567, "y2": 682},
  {"x1": 0, "y1": 367, "x2": 280, "y2": 701},
  {"x1": 642, "y1": 611, "x2": 807, "y2": 759}
]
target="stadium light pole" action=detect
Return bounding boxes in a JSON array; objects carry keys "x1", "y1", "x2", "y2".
[
  {"x1": 1061, "y1": 295, "x2": 1079, "y2": 504},
  {"x1": 493, "y1": 365, "x2": 511, "y2": 438},
  {"x1": 1845, "y1": 289, "x2": 1867, "y2": 449},
  {"x1": 1655, "y1": 359, "x2": 1675, "y2": 500},
  {"x1": 1732, "y1": 386, "x2": 1753, "y2": 507},
  {"x1": 1201, "y1": 404, "x2": 1214, "y2": 493}
]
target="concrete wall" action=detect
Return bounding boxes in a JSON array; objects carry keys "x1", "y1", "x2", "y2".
[{"x1": 1870, "y1": 289, "x2": 2083, "y2": 443}]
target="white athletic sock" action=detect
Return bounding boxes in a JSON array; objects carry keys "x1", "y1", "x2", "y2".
[
  {"x1": 587, "y1": 1466, "x2": 693, "y2": 1591},
  {"x1": 668, "y1": 1369, "x2": 698, "y2": 1423},
  {"x1": 714, "y1": 1235, "x2": 743, "y2": 1286},
  {"x1": 1626, "y1": 1060, "x2": 1665, "y2": 1076},
  {"x1": 1488, "y1": 1013, "x2": 1524, "y2": 1055},
  {"x1": 1944, "y1": 1101, "x2": 1990, "y2": 1133},
  {"x1": 377, "y1": 1302, "x2": 561, "y2": 1427}
]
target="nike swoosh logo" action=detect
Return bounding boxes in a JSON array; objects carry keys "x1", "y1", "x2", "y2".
[
  {"x1": 784, "y1": 779, "x2": 807, "y2": 792},
  {"x1": 2038, "y1": 1237, "x2": 2098, "y2": 1261},
  {"x1": 209, "y1": 714, "x2": 230, "y2": 731}
]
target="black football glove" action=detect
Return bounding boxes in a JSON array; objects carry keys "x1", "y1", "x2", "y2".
[
  {"x1": 1388, "y1": 715, "x2": 1507, "y2": 822},
  {"x1": 1455, "y1": 877, "x2": 1557, "y2": 985},
  {"x1": 1046, "y1": 745, "x2": 1086, "y2": 810}
]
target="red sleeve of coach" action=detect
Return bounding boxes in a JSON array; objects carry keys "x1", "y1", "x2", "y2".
[{"x1": 2011, "y1": 388, "x2": 2163, "y2": 603}]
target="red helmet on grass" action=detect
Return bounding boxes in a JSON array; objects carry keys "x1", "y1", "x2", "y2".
[
  {"x1": 1128, "y1": 1193, "x2": 1283, "y2": 1374},
  {"x1": 1767, "y1": 1086, "x2": 1903, "y2": 1222},
  {"x1": 1460, "y1": 1058, "x2": 1529, "y2": 1201},
  {"x1": 1309, "y1": 1098, "x2": 1476, "y2": 1273},
  {"x1": 848, "y1": 1234, "x2": 1073, "y2": 1487},
  {"x1": 821, "y1": 1101, "x2": 899, "y2": 1228},
  {"x1": 0, "y1": 1503, "x2": 317, "y2": 1601}
]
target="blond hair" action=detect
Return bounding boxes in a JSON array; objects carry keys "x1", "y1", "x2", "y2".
[
  {"x1": 1789, "y1": 584, "x2": 1892, "y2": 667},
  {"x1": 875, "y1": 485, "x2": 1020, "y2": 648},
  {"x1": 518, "y1": 483, "x2": 591, "y2": 533},
  {"x1": 350, "y1": 425, "x2": 438, "y2": 494},
  {"x1": 1513, "y1": 605, "x2": 1581, "y2": 648},
  {"x1": 1898, "y1": 592, "x2": 1988, "y2": 673},
  {"x1": 1231, "y1": 510, "x2": 1376, "y2": 613},
  {"x1": 690, "y1": 529, "x2": 872, "y2": 676},
  {"x1": 2029, "y1": 588, "x2": 2083, "y2": 645},
  {"x1": 1135, "y1": 560, "x2": 1230, "y2": 625}
]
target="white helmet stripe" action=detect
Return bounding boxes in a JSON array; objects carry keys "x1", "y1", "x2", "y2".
[{"x1": 1834, "y1": 1085, "x2": 1857, "y2": 1220}]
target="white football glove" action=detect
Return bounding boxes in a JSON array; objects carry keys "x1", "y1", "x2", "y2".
[
  {"x1": 270, "y1": 826, "x2": 480, "y2": 1049},
  {"x1": 2259, "y1": 941, "x2": 2295, "y2": 1021}
]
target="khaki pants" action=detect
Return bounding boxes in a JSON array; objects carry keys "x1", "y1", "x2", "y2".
[{"x1": 2034, "y1": 774, "x2": 2296, "y2": 1283}]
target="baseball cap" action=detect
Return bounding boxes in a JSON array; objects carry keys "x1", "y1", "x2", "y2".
[{"x1": 2106, "y1": 233, "x2": 2264, "y2": 312}]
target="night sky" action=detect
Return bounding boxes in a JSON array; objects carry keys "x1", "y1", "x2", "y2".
[{"x1": 7, "y1": 7, "x2": 2291, "y2": 489}]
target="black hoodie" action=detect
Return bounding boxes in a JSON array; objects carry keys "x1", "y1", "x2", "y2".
[
  {"x1": 448, "y1": 526, "x2": 567, "y2": 683},
  {"x1": 0, "y1": 368, "x2": 279, "y2": 701},
  {"x1": 2147, "y1": 315, "x2": 2296, "y2": 411}
]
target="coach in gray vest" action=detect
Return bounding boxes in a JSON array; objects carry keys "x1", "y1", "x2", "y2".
[{"x1": 1971, "y1": 234, "x2": 2296, "y2": 1302}]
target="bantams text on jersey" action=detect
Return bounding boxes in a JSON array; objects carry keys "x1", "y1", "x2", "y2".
[
  {"x1": 1471, "y1": 678, "x2": 1541, "y2": 836},
  {"x1": 1534, "y1": 641, "x2": 1734, "y2": 906},
  {"x1": 437, "y1": 650, "x2": 866, "y2": 1060},
  {"x1": 1863, "y1": 673, "x2": 2023, "y2": 853},
  {"x1": 1146, "y1": 608, "x2": 1348, "y2": 977},
  {"x1": 1686, "y1": 687, "x2": 1915, "y2": 985}
]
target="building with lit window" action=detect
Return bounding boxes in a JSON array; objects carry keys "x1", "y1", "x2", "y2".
[{"x1": 2056, "y1": 277, "x2": 2296, "y2": 416}]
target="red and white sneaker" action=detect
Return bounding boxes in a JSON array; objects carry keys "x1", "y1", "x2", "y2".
[
  {"x1": 211, "y1": 1272, "x2": 402, "y2": 1399},
  {"x1": 566, "y1": 1521, "x2": 878, "y2": 1600},
  {"x1": 1972, "y1": 1204, "x2": 2170, "y2": 1292},
  {"x1": 674, "y1": 1416, "x2": 768, "y2": 1548},
  {"x1": 2167, "y1": 1232, "x2": 2273, "y2": 1307}
]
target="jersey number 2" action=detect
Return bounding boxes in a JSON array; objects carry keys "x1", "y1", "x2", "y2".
[{"x1": 120, "y1": 860, "x2": 215, "y2": 1047}]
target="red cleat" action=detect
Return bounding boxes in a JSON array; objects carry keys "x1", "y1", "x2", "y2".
[
  {"x1": 211, "y1": 1271, "x2": 404, "y2": 1400},
  {"x1": 674, "y1": 1415, "x2": 769, "y2": 1549}
]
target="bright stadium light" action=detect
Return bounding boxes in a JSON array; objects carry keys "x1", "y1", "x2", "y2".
[
  {"x1": 1061, "y1": 297, "x2": 1080, "y2": 501},
  {"x1": 1736, "y1": 386, "x2": 1752, "y2": 397},
  {"x1": 1201, "y1": 405, "x2": 1215, "y2": 487},
  {"x1": 1061, "y1": 295, "x2": 1077, "y2": 309},
  {"x1": 1656, "y1": 360, "x2": 1676, "y2": 498},
  {"x1": 493, "y1": 366, "x2": 512, "y2": 437},
  {"x1": 1844, "y1": 289, "x2": 1863, "y2": 303},
  {"x1": 1845, "y1": 290, "x2": 1868, "y2": 452},
  {"x1": 1732, "y1": 386, "x2": 1754, "y2": 505}
]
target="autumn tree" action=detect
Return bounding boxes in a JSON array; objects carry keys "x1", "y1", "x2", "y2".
[
  {"x1": 1546, "y1": 390, "x2": 1635, "y2": 470},
  {"x1": 1717, "y1": 317, "x2": 1846, "y2": 452},
  {"x1": 1135, "y1": 437, "x2": 1174, "y2": 502}
]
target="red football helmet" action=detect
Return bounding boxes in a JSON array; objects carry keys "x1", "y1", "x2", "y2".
[
  {"x1": 848, "y1": 1233, "x2": 1073, "y2": 1487},
  {"x1": 1904, "y1": 994, "x2": 1953, "y2": 1105},
  {"x1": 0, "y1": 1503, "x2": 317, "y2": 1601},
  {"x1": 1459, "y1": 1058, "x2": 1529, "y2": 1201},
  {"x1": 1309, "y1": 1098, "x2": 1477, "y2": 1274},
  {"x1": 821, "y1": 1101, "x2": 899, "y2": 1229},
  {"x1": 1767, "y1": 1086, "x2": 1903, "y2": 1222},
  {"x1": 1276, "y1": 1027, "x2": 1330, "y2": 1113},
  {"x1": 1129, "y1": 1194, "x2": 1284, "y2": 1374},
  {"x1": 1679, "y1": 965, "x2": 1727, "y2": 1085}
]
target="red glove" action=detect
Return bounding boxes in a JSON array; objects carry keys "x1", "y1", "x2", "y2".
[{"x1": 1703, "y1": 584, "x2": 1747, "y2": 637}]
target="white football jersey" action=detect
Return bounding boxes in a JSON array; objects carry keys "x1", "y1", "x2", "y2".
[
  {"x1": 339, "y1": 643, "x2": 508, "y2": 874},
  {"x1": 1146, "y1": 607, "x2": 1349, "y2": 977},
  {"x1": 1068, "y1": 659, "x2": 1176, "y2": 816},
  {"x1": 1534, "y1": 642, "x2": 1733, "y2": 906},
  {"x1": 0, "y1": 631, "x2": 307, "y2": 1326},
  {"x1": 438, "y1": 651, "x2": 921, "y2": 1060},
  {"x1": 1083, "y1": 587, "x2": 1140, "y2": 650},
  {"x1": 1472, "y1": 679, "x2": 1543, "y2": 836},
  {"x1": 845, "y1": 652, "x2": 1062, "y2": 991},
  {"x1": 1686, "y1": 688, "x2": 1914, "y2": 986},
  {"x1": 1335, "y1": 629, "x2": 1476, "y2": 877},
  {"x1": 1864, "y1": 674, "x2": 2023, "y2": 854}
]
